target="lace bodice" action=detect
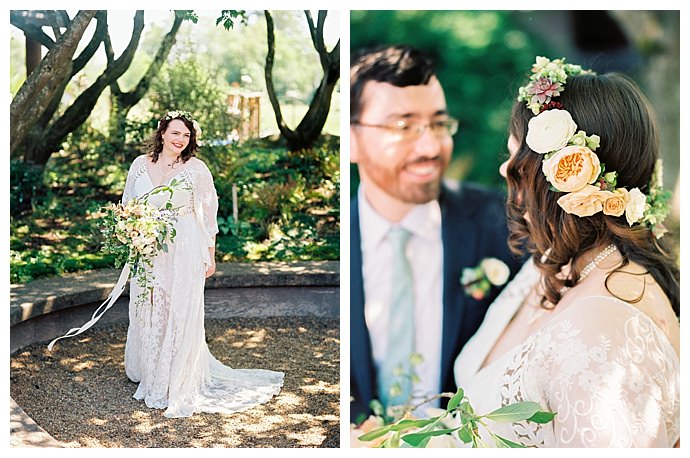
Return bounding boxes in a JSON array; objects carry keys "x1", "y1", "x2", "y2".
[
  {"x1": 454, "y1": 259, "x2": 680, "y2": 447},
  {"x1": 122, "y1": 155, "x2": 218, "y2": 243}
]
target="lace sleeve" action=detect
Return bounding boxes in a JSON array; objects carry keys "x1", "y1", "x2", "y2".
[
  {"x1": 530, "y1": 297, "x2": 680, "y2": 447},
  {"x1": 193, "y1": 159, "x2": 219, "y2": 244},
  {"x1": 122, "y1": 155, "x2": 145, "y2": 205}
]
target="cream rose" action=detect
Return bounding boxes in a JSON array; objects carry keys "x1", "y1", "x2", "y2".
[
  {"x1": 625, "y1": 187, "x2": 647, "y2": 226},
  {"x1": 557, "y1": 185, "x2": 607, "y2": 217},
  {"x1": 479, "y1": 258, "x2": 510, "y2": 286},
  {"x1": 542, "y1": 145, "x2": 601, "y2": 193},
  {"x1": 525, "y1": 109, "x2": 577, "y2": 154},
  {"x1": 602, "y1": 189, "x2": 629, "y2": 217}
]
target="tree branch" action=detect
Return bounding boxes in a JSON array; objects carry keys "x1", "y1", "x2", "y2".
[
  {"x1": 117, "y1": 12, "x2": 184, "y2": 107},
  {"x1": 45, "y1": 10, "x2": 144, "y2": 150},
  {"x1": 72, "y1": 11, "x2": 107, "y2": 76},
  {"x1": 10, "y1": 11, "x2": 55, "y2": 49},
  {"x1": 10, "y1": 10, "x2": 97, "y2": 155}
]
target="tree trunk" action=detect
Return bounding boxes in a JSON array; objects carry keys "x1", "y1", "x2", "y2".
[
  {"x1": 10, "y1": 10, "x2": 96, "y2": 156},
  {"x1": 264, "y1": 11, "x2": 291, "y2": 140},
  {"x1": 263, "y1": 10, "x2": 340, "y2": 151},
  {"x1": 25, "y1": 33, "x2": 41, "y2": 76},
  {"x1": 20, "y1": 11, "x2": 109, "y2": 164},
  {"x1": 23, "y1": 10, "x2": 145, "y2": 166},
  {"x1": 109, "y1": 13, "x2": 183, "y2": 151}
]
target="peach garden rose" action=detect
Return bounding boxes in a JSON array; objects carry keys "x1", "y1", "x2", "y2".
[
  {"x1": 602, "y1": 189, "x2": 629, "y2": 217},
  {"x1": 556, "y1": 184, "x2": 607, "y2": 217},
  {"x1": 542, "y1": 145, "x2": 601, "y2": 193}
]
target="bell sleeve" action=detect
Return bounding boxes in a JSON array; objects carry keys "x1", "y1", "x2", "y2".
[
  {"x1": 194, "y1": 160, "x2": 219, "y2": 247},
  {"x1": 122, "y1": 155, "x2": 145, "y2": 205}
]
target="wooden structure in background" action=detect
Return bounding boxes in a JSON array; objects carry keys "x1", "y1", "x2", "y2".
[{"x1": 227, "y1": 91, "x2": 261, "y2": 141}]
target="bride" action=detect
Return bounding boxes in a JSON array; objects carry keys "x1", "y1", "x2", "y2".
[
  {"x1": 454, "y1": 58, "x2": 679, "y2": 447},
  {"x1": 52, "y1": 111, "x2": 284, "y2": 418}
]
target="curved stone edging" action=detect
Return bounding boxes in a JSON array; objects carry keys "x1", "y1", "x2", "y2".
[
  {"x1": 10, "y1": 260, "x2": 339, "y2": 327},
  {"x1": 9, "y1": 260, "x2": 340, "y2": 448}
]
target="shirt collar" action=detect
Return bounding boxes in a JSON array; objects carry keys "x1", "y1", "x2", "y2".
[{"x1": 358, "y1": 184, "x2": 442, "y2": 253}]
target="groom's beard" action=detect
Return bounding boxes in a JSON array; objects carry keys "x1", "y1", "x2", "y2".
[{"x1": 361, "y1": 154, "x2": 448, "y2": 205}]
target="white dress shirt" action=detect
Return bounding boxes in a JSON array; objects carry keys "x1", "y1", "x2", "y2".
[{"x1": 358, "y1": 185, "x2": 444, "y2": 407}]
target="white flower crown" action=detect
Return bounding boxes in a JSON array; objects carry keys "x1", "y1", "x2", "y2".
[
  {"x1": 517, "y1": 57, "x2": 670, "y2": 238},
  {"x1": 158, "y1": 110, "x2": 202, "y2": 139}
]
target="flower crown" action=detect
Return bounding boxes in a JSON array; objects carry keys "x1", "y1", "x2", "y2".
[
  {"x1": 517, "y1": 57, "x2": 670, "y2": 238},
  {"x1": 158, "y1": 110, "x2": 202, "y2": 138}
]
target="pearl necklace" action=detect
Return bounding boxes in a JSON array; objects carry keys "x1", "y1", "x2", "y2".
[
  {"x1": 560, "y1": 243, "x2": 618, "y2": 293},
  {"x1": 527, "y1": 243, "x2": 618, "y2": 324}
]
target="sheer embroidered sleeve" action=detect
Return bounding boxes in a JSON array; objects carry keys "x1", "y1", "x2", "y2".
[
  {"x1": 527, "y1": 298, "x2": 680, "y2": 447},
  {"x1": 193, "y1": 159, "x2": 219, "y2": 244},
  {"x1": 122, "y1": 155, "x2": 146, "y2": 205}
]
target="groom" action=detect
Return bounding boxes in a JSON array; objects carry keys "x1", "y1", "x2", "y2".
[{"x1": 350, "y1": 45, "x2": 522, "y2": 423}]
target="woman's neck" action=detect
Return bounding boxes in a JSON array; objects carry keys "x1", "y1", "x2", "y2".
[
  {"x1": 571, "y1": 242, "x2": 619, "y2": 277},
  {"x1": 159, "y1": 149, "x2": 180, "y2": 164}
]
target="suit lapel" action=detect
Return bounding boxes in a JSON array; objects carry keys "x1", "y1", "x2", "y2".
[
  {"x1": 350, "y1": 197, "x2": 376, "y2": 409},
  {"x1": 439, "y1": 185, "x2": 479, "y2": 391}
]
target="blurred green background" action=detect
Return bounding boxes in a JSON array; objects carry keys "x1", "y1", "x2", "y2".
[{"x1": 349, "y1": 10, "x2": 680, "y2": 219}]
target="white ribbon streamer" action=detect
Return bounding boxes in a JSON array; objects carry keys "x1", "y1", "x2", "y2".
[{"x1": 47, "y1": 264, "x2": 131, "y2": 351}]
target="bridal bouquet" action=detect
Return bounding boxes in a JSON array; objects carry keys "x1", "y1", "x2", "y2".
[
  {"x1": 98, "y1": 179, "x2": 188, "y2": 314},
  {"x1": 351, "y1": 355, "x2": 555, "y2": 448}
]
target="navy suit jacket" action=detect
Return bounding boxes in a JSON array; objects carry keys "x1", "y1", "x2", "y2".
[{"x1": 350, "y1": 182, "x2": 522, "y2": 424}]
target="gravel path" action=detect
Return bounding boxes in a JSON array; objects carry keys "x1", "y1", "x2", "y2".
[{"x1": 10, "y1": 316, "x2": 340, "y2": 448}]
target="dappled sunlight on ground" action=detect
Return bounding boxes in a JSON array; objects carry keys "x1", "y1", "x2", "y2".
[{"x1": 10, "y1": 316, "x2": 340, "y2": 448}]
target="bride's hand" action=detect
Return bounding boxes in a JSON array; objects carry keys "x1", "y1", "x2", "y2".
[{"x1": 206, "y1": 260, "x2": 216, "y2": 278}]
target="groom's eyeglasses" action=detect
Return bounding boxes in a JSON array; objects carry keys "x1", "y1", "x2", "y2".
[{"x1": 352, "y1": 117, "x2": 459, "y2": 142}]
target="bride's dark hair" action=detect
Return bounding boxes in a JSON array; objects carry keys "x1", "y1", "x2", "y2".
[
  {"x1": 147, "y1": 114, "x2": 198, "y2": 164},
  {"x1": 506, "y1": 72, "x2": 679, "y2": 316}
]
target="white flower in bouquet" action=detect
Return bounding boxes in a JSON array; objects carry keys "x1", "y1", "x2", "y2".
[{"x1": 99, "y1": 179, "x2": 190, "y2": 316}]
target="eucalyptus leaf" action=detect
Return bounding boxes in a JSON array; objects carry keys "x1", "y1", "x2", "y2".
[
  {"x1": 385, "y1": 431, "x2": 400, "y2": 448},
  {"x1": 459, "y1": 400, "x2": 474, "y2": 415},
  {"x1": 401, "y1": 428, "x2": 459, "y2": 447},
  {"x1": 527, "y1": 411, "x2": 557, "y2": 424},
  {"x1": 389, "y1": 417, "x2": 439, "y2": 432},
  {"x1": 484, "y1": 401, "x2": 541, "y2": 422},
  {"x1": 447, "y1": 387, "x2": 464, "y2": 412},
  {"x1": 357, "y1": 426, "x2": 392, "y2": 442},
  {"x1": 494, "y1": 434, "x2": 526, "y2": 448},
  {"x1": 456, "y1": 425, "x2": 472, "y2": 443}
]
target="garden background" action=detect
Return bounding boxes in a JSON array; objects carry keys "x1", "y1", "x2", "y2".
[
  {"x1": 350, "y1": 10, "x2": 680, "y2": 253},
  {"x1": 10, "y1": 10, "x2": 340, "y2": 284}
]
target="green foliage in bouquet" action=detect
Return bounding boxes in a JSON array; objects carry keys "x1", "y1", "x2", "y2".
[
  {"x1": 356, "y1": 355, "x2": 556, "y2": 448},
  {"x1": 97, "y1": 178, "x2": 190, "y2": 314},
  {"x1": 359, "y1": 388, "x2": 555, "y2": 448}
]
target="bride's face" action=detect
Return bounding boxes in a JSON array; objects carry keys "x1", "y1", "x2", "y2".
[
  {"x1": 162, "y1": 119, "x2": 191, "y2": 155},
  {"x1": 503, "y1": 134, "x2": 529, "y2": 221},
  {"x1": 499, "y1": 134, "x2": 520, "y2": 179}
]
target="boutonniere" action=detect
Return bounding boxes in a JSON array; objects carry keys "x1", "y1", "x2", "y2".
[{"x1": 460, "y1": 258, "x2": 510, "y2": 300}]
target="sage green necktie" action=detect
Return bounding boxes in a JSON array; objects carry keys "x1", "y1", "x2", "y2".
[{"x1": 378, "y1": 226, "x2": 415, "y2": 408}]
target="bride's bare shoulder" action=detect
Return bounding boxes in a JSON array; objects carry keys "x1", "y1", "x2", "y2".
[{"x1": 578, "y1": 263, "x2": 680, "y2": 355}]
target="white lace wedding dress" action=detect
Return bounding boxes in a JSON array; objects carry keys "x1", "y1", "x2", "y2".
[
  {"x1": 454, "y1": 259, "x2": 680, "y2": 447},
  {"x1": 122, "y1": 154, "x2": 284, "y2": 418}
]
